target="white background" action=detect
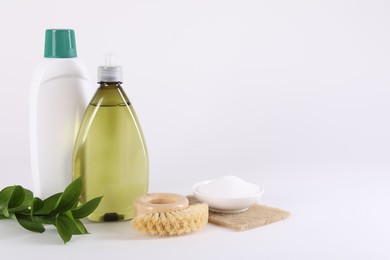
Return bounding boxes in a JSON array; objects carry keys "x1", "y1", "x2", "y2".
[{"x1": 1, "y1": 0, "x2": 390, "y2": 259}]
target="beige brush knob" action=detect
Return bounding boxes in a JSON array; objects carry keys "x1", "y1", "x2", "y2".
[{"x1": 133, "y1": 193, "x2": 189, "y2": 217}]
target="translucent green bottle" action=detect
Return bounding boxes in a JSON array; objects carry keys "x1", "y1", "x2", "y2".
[{"x1": 72, "y1": 54, "x2": 149, "y2": 222}]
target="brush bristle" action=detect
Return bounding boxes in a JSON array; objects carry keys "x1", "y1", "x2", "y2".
[{"x1": 132, "y1": 203, "x2": 209, "y2": 236}]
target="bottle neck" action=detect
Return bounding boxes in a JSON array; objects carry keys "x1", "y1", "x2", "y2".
[
  {"x1": 90, "y1": 81, "x2": 130, "y2": 106},
  {"x1": 98, "y1": 82, "x2": 122, "y2": 88}
]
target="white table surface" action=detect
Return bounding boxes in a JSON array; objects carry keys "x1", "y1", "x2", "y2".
[{"x1": 1, "y1": 168, "x2": 389, "y2": 260}]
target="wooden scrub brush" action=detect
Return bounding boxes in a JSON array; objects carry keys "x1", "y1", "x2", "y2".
[{"x1": 132, "y1": 193, "x2": 208, "y2": 236}]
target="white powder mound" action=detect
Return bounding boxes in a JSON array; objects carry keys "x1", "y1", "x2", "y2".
[{"x1": 196, "y1": 175, "x2": 260, "y2": 198}]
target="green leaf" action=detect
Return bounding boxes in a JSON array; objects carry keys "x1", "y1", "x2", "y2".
[
  {"x1": 52, "y1": 178, "x2": 82, "y2": 214},
  {"x1": 34, "y1": 193, "x2": 62, "y2": 215},
  {"x1": 0, "y1": 178, "x2": 102, "y2": 244},
  {"x1": 71, "y1": 196, "x2": 103, "y2": 219},
  {"x1": 15, "y1": 213, "x2": 45, "y2": 233},
  {"x1": 55, "y1": 214, "x2": 74, "y2": 244},
  {"x1": 55, "y1": 210, "x2": 91, "y2": 244},
  {"x1": 65, "y1": 211, "x2": 88, "y2": 235},
  {"x1": 8, "y1": 186, "x2": 25, "y2": 208},
  {"x1": 73, "y1": 218, "x2": 88, "y2": 234},
  {"x1": 30, "y1": 198, "x2": 44, "y2": 219},
  {"x1": 9, "y1": 189, "x2": 33, "y2": 213},
  {"x1": 0, "y1": 187, "x2": 13, "y2": 216},
  {"x1": 0, "y1": 186, "x2": 24, "y2": 217},
  {"x1": 34, "y1": 215, "x2": 55, "y2": 225}
]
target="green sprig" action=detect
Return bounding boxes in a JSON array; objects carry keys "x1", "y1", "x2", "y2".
[{"x1": 0, "y1": 178, "x2": 102, "y2": 244}]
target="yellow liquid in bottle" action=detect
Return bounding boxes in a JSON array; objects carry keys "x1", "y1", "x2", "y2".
[{"x1": 73, "y1": 83, "x2": 148, "y2": 221}]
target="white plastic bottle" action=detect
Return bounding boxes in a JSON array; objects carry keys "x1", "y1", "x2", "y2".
[{"x1": 30, "y1": 29, "x2": 92, "y2": 198}]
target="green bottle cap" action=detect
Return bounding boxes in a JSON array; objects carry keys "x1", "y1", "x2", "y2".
[{"x1": 44, "y1": 29, "x2": 78, "y2": 58}]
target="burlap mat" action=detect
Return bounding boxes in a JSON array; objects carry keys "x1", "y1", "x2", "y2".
[{"x1": 187, "y1": 196, "x2": 290, "y2": 231}]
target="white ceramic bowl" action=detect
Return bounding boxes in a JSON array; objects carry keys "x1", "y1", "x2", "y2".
[{"x1": 192, "y1": 180, "x2": 264, "y2": 213}]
